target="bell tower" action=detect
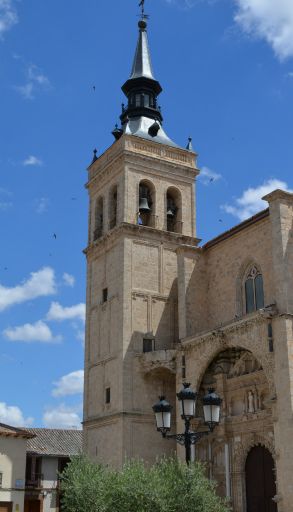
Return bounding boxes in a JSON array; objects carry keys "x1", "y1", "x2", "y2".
[{"x1": 83, "y1": 13, "x2": 199, "y2": 467}]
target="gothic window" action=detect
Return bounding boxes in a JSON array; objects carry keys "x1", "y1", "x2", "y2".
[
  {"x1": 138, "y1": 180, "x2": 155, "y2": 227},
  {"x1": 109, "y1": 185, "x2": 118, "y2": 229},
  {"x1": 245, "y1": 266, "x2": 264, "y2": 313},
  {"x1": 94, "y1": 197, "x2": 104, "y2": 241},
  {"x1": 166, "y1": 187, "x2": 182, "y2": 233}
]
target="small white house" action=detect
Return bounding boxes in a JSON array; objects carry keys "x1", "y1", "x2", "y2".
[
  {"x1": 24, "y1": 429, "x2": 82, "y2": 512},
  {"x1": 0, "y1": 423, "x2": 35, "y2": 512}
]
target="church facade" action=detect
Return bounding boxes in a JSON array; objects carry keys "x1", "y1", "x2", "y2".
[{"x1": 83, "y1": 16, "x2": 293, "y2": 512}]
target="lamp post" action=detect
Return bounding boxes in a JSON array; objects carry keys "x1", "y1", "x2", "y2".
[{"x1": 153, "y1": 383, "x2": 222, "y2": 465}]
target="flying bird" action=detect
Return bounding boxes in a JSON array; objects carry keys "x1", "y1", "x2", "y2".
[
  {"x1": 210, "y1": 178, "x2": 214, "y2": 182},
  {"x1": 93, "y1": 85, "x2": 96, "y2": 92},
  {"x1": 53, "y1": 233, "x2": 57, "y2": 239},
  {"x1": 218, "y1": 219, "x2": 223, "y2": 223}
]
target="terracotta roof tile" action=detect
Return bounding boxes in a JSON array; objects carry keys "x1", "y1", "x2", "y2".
[{"x1": 25, "y1": 428, "x2": 83, "y2": 457}]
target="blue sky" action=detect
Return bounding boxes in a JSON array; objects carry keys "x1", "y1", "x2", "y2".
[{"x1": 0, "y1": 0, "x2": 292, "y2": 429}]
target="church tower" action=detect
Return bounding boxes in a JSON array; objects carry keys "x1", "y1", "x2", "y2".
[{"x1": 83, "y1": 14, "x2": 199, "y2": 467}]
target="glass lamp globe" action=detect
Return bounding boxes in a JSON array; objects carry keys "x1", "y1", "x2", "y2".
[
  {"x1": 152, "y1": 396, "x2": 172, "y2": 434},
  {"x1": 176, "y1": 383, "x2": 197, "y2": 420},
  {"x1": 202, "y1": 388, "x2": 222, "y2": 431}
]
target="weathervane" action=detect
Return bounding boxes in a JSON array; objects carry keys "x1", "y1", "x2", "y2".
[{"x1": 139, "y1": 0, "x2": 148, "y2": 20}]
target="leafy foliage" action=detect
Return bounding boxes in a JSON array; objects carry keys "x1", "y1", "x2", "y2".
[{"x1": 60, "y1": 456, "x2": 230, "y2": 512}]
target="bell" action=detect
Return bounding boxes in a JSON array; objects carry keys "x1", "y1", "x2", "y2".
[
  {"x1": 139, "y1": 196, "x2": 151, "y2": 214},
  {"x1": 167, "y1": 199, "x2": 176, "y2": 218}
]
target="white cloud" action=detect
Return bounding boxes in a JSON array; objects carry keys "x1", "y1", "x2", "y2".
[
  {"x1": 23, "y1": 155, "x2": 43, "y2": 167},
  {"x1": 234, "y1": 0, "x2": 293, "y2": 61},
  {"x1": 52, "y1": 370, "x2": 84, "y2": 397},
  {"x1": 0, "y1": 402, "x2": 33, "y2": 427},
  {"x1": 63, "y1": 273, "x2": 75, "y2": 287},
  {"x1": 0, "y1": 267, "x2": 56, "y2": 312},
  {"x1": 3, "y1": 320, "x2": 62, "y2": 343},
  {"x1": 35, "y1": 197, "x2": 49, "y2": 214},
  {"x1": 46, "y1": 302, "x2": 86, "y2": 323},
  {"x1": 0, "y1": 0, "x2": 18, "y2": 38},
  {"x1": 43, "y1": 405, "x2": 82, "y2": 430},
  {"x1": 15, "y1": 63, "x2": 50, "y2": 100},
  {"x1": 222, "y1": 178, "x2": 293, "y2": 221},
  {"x1": 199, "y1": 166, "x2": 222, "y2": 185},
  {"x1": 27, "y1": 64, "x2": 50, "y2": 86},
  {"x1": 14, "y1": 82, "x2": 34, "y2": 100}
]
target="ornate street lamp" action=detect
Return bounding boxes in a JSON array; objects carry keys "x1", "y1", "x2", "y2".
[{"x1": 153, "y1": 383, "x2": 222, "y2": 464}]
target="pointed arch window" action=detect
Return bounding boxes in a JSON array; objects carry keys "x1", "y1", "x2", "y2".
[{"x1": 245, "y1": 266, "x2": 264, "y2": 313}]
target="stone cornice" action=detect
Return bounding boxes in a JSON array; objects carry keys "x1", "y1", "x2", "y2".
[
  {"x1": 181, "y1": 312, "x2": 268, "y2": 349},
  {"x1": 124, "y1": 135, "x2": 197, "y2": 169},
  {"x1": 84, "y1": 222, "x2": 200, "y2": 258},
  {"x1": 262, "y1": 188, "x2": 293, "y2": 203},
  {"x1": 86, "y1": 134, "x2": 198, "y2": 186}
]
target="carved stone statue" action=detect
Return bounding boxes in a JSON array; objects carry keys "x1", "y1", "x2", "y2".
[{"x1": 248, "y1": 391, "x2": 255, "y2": 413}]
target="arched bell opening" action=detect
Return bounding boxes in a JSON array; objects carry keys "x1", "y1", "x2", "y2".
[
  {"x1": 166, "y1": 187, "x2": 182, "y2": 233},
  {"x1": 94, "y1": 196, "x2": 104, "y2": 241},
  {"x1": 138, "y1": 180, "x2": 156, "y2": 227},
  {"x1": 109, "y1": 184, "x2": 118, "y2": 229}
]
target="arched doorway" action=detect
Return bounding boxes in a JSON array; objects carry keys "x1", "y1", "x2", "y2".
[{"x1": 245, "y1": 445, "x2": 277, "y2": 512}]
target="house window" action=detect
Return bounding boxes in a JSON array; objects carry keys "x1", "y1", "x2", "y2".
[
  {"x1": 0, "y1": 472, "x2": 3, "y2": 487},
  {"x1": 105, "y1": 387, "x2": 111, "y2": 404},
  {"x1": 245, "y1": 266, "x2": 264, "y2": 313},
  {"x1": 102, "y1": 288, "x2": 108, "y2": 303}
]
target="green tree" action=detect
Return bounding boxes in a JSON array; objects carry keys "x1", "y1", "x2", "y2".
[{"x1": 60, "y1": 456, "x2": 230, "y2": 512}]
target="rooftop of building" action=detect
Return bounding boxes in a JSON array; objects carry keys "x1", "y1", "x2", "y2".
[
  {"x1": 25, "y1": 428, "x2": 83, "y2": 457},
  {"x1": 0, "y1": 422, "x2": 35, "y2": 439}
]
